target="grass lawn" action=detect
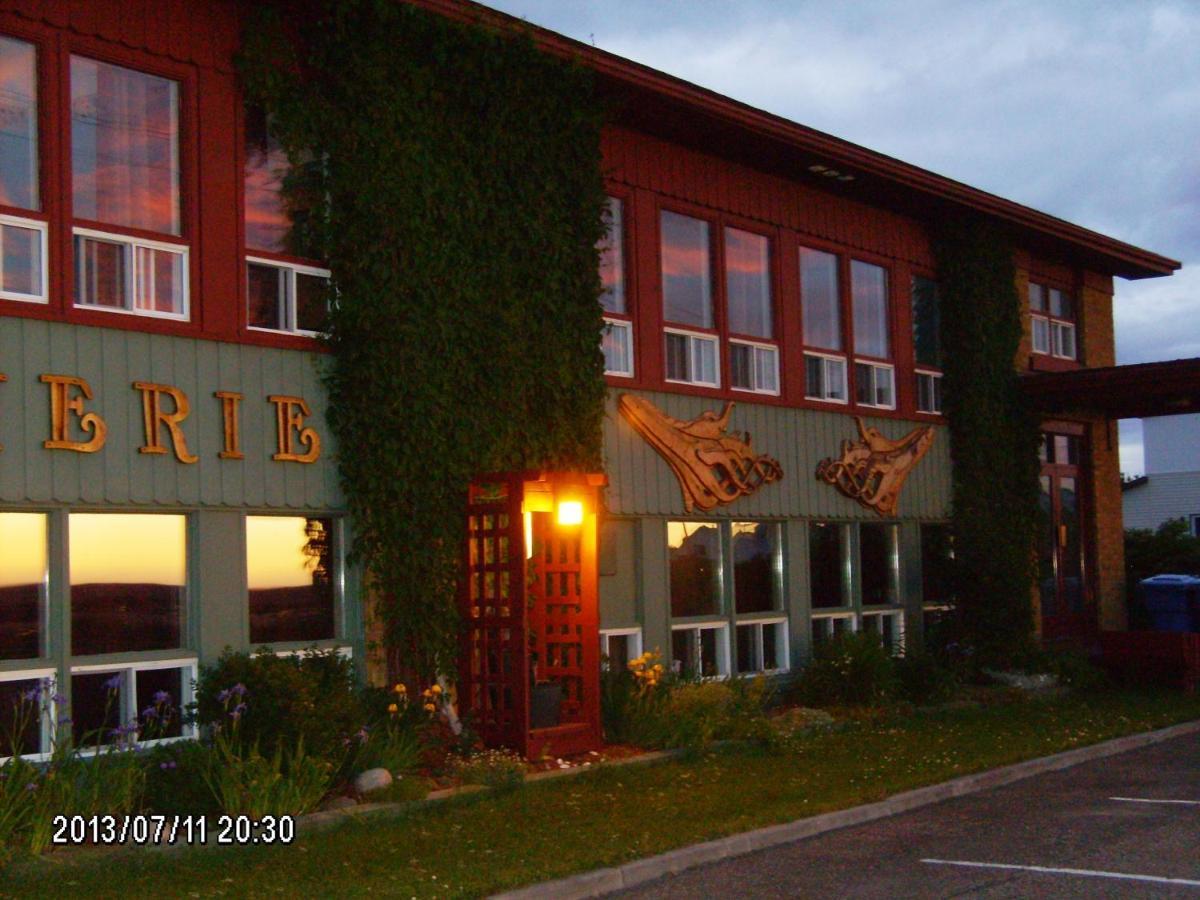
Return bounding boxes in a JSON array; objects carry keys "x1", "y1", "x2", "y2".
[{"x1": 4, "y1": 689, "x2": 1199, "y2": 899}]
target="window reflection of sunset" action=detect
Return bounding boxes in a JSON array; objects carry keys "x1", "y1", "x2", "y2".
[
  {"x1": 247, "y1": 517, "x2": 319, "y2": 590},
  {"x1": 0, "y1": 513, "x2": 47, "y2": 588},
  {"x1": 69, "y1": 514, "x2": 185, "y2": 586}
]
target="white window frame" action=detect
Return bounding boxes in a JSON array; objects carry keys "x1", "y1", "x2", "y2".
[
  {"x1": 246, "y1": 256, "x2": 331, "y2": 337},
  {"x1": 1051, "y1": 320, "x2": 1077, "y2": 360},
  {"x1": 1031, "y1": 314, "x2": 1051, "y2": 354},
  {"x1": 734, "y1": 615, "x2": 789, "y2": 675},
  {"x1": 669, "y1": 621, "x2": 730, "y2": 679},
  {"x1": 855, "y1": 361, "x2": 896, "y2": 410},
  {"x1": 0, "y1": 668, "x2": 58, "y2": 761},
  {"x1": 860, "y1": 609, "x2": 905, "y2": 656},
  {"x1": 600, "y1": 627, "x2": 643, "y2": 669},
  {"x1": 1190, "y1": 515, "x2": 1200, "y2": 539},
  {"x1": 0, "y1": 213, "x2": 49, "y2": 303},
  {"x1": 915, "y1": 369, "x2": 943, "y2": 414},
  {"x1": 729, "y1": 339, "x2": 780, "y2": 395},
  {"x1": 804, "y1": 351, "x2": 848, "y2": 403},
  {"x1": 69, "y1": 657, "x2": 198, "y2": 751},
  {"x1": 664, "y1": 327, "x2": 719, "y2": 387},
  {"x1": 602, "y1": 316, "x2": 634, "y2": 377},
  {"x1": 810, "y1": 610, "x2": 857, "y2": 649},
  {"x1": 73, "y1": 227, "x2": 190, "y2": 321}
]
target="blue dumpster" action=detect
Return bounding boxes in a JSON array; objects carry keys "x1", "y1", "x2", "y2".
[{"x1": 1139, "y1": 574, "x2": 1200, "y2": 632}]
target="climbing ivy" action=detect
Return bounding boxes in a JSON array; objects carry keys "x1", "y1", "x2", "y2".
[
  {"x1": 240, "y1": 1, "x2": 608, "y2": 678},
  {"x1": 933, "y1": 215, "x2": 1042, "y2": 665}
]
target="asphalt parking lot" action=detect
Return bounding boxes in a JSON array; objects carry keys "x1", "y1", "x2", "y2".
[{"x1": 618, "y1": 730, "x2": 1200, "y2": 898}]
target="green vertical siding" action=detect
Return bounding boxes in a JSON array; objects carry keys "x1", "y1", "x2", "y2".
[
  {"x1": 602, "y1": 389, "x2": 951, "y2": 520},
  {"x1": 0, "y1": 319, "x2": 342, "y2": 510}
]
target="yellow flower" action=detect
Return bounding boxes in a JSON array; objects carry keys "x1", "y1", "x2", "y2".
[
  {"x1": 431, "y1": 684, "x2": 443, "y2": 695},
  {"x1": 422, "y1": 688, "x2": 433, "y2": 698},
  {"x1": 393, "y1": 683, "x2": 406, "y2": 694},
  {"x1": 423, "y1": 703, "x2": 436, "y2": 713},
  {"x1": 387, "y1": 703, "x2": 399, "y2": 714}
]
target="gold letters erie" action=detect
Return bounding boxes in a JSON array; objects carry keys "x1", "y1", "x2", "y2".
[
  {"x1": 133, "y1": 382, "x2": 198, "y2": 464},
  {"x1": 215, "y1": 391, "x2": 244, "y2": 460},
  {"x1": 815, "y1": 417, "x2": 935, "y2": 516},
  {"x1": 41, "y1": 374, "x2": 107, "y2": 453},
  {"x1": 619, "y1": 394, "x2": 782, "y2": 512},
  {"x1": 268, "y1": 395, "x2": 321, "y2": 463}
]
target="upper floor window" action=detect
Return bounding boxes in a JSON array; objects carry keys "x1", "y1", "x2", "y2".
[
  {"x1": 71, "y1": 57, "x2": 186, "y2": 319},
  {"x1": 661, "y1": 210, "x2": 718, "y2": 386},
  {"x1": 244, "y1": 105, "x2": 329, "y2": 336},
  {"x1": 1029, "y1": 281, "x2": 1076, "y2": 360},
  {"x1": 0, "y1": 36, "x2": 46, "y2": 303},
  {"x1": 851, "y1": 260, "x2": 894, "y2": 409},
  {"x1": 911, "y1": 275, "x2": 943, "y2": 414},
  {"x1": 726, "y1": 227, "x2": 778, "y2": 394},
  {"x1": 599, "y1": 196, "x2": 632, "y2": 376},
  {"x1": 800, "y1": 247, "x2": 847, "y2": 402}
]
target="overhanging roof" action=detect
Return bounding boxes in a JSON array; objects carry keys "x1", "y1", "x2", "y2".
[
  {"x1": 1021, "y1": 358, "x2": 1200, "y2": 419},
  {"x1": 411, "y1": 0, "x2": 1180, "y2": 281}
]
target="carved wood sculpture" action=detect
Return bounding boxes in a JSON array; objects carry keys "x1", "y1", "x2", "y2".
[
  {"x1": 619, "y1": 394, "x2": 783, "y2": 512},
  {"x1": 815, "y1": 417, "x2": 936, "y2": 516}
]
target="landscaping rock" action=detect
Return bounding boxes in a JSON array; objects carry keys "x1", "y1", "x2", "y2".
[
  {"x1": 353, "y1": 768, "x2": 393, "y2": 796},
  {"x1": 319, "y1": 795, "x2": 358, "y2": 812}
]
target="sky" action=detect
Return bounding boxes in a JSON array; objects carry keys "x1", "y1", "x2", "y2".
[{"x1": 481, "y1": 0, "x2": 1200, "y2": 475}]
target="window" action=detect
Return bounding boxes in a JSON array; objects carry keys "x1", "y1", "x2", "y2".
[
  {"x1": 0, "y1": 670, "x2": 56, "y2": 759},
  {"x1": 247, "y1": 516, "x2": 337, "y2": 645},
  {"x1": 244, "y1": 106, "x2": 329, "y2": 335},
  {"x1": 600, "y1": 628, "x2": 642, "y2": 670},
  {"x1": 807, "y1": 521, "x2": 904, "y2": 657},
  {"x1": 805, "y1": 352, "x2": 848, "y2": 403},
  {"x1": 851, "y1": 260, "x2": 893, "y2": 409},
  {"x1": 726, "y1": 227, "x2": 777, "y2": 394},
  {"x1": 671, "y1": 623, "x2": 729, "y2": 678},
  {"x1": 69, "y1": 514, "x2": 185, "y2": 656},
  {"x1": 0, "y1": 512, "x2": 48, "y2": 662},
  {"x1": 668, "y1": 521, "x2": 722, "y2": 618},
  {"x1": 1191, "y1": 516, "x2": 1200, "y2": 539},
  {"x1": 920, "y1": 523, "x2": 955, "y2": 637},
  {"x1": 0, "y1": 36, "x2": 47, "y2": 303},
  {"x1": 912, "y1": 275, "x2": 943, "y2": 414},
  {"x1": 246, "y1": 258, "x2": 330, "y2": 335},
  {"x1": 800, "y1": 247, "x2": 847, "y2": 401},
  {"x1": 669, "y1": 520, "x2": 790, "y2": 676},
  {"x1": 1029, "y1": 281, "x2": 1077, "y2": 360},
  {"x1": 71, "y1": 57, "x2": 187, "y2": 319},
  {"x1": 661, "y1": 210, "x2": 718, "y2": 386},
  {"x1": 69, "y1": 660, "x2": 195, "y2": 747},
  {"x1": 808, "y1": 521, "x2": 845, "y2": 609},
  {"x1": 599, "y1": 196, "x2": 633, "y2": 376}
]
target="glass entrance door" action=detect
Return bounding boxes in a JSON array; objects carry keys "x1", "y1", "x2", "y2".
[{"x1": 1038, "y1": 433, "x2": 1091, "y2": 640}]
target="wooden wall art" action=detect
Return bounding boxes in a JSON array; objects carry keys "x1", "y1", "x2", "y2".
[
  {"x1": 816, "y1": 417, "x2": 936, "y2": 516},
  {"x1": 619, "y1": 394, "x2": 783, "y2": 512}
]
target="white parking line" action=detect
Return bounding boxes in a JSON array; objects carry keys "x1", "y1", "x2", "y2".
[
  {"x1": 1110, "y1": 796, "x2": 1200, "y2": 806},
  {"x1": 921, "y1": 859, "x2": 1200, "y2": 888}
]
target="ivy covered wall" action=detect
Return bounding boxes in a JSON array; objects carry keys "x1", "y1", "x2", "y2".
[
  {"x1": 241, "y1": 0, "x2": 609, "y2": 677},
  {"x1": 934, "y1": 215, "x2": 1042, "y2": 664}
]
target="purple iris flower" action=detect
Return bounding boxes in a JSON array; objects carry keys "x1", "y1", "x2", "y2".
[
  {"x1": 153, "y1": 690, "x2": 172, "y2": 705},
  {"x1": 103, "y1": 674, "x2": 123, "y2": 691}
]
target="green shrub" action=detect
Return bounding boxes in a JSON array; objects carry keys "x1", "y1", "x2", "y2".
[
  {"x1": 193, "y1": 648, "x2": 365, "y2": 761},
  {"x1": 895, "y1": 649, "x2": 959, "y2": 704},
  {"x1": 797, "y1": 632, "x2": 898, "y2": 707},
  {"x1": 143, "y1": 741, "x2": 221, "y2": 818},
  {"x1": 450, "y1": 748, "x2": 526, "y2": 792}
]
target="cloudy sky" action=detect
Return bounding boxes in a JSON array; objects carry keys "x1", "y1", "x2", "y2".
[{"x1": 482, "y1": 0, "x2": 1199, "y2": 475}]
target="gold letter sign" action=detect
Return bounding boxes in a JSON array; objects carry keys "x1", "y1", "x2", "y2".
[
  {"x1": 215, "y1": 391, "x2": 244, "y2": 460},
  {"x1": 619, "y1": 394, "x2": 782, "y2": 512},
  {"x1": 268, "y1": 395, "x2": 321, "y2": 463},
  {"x1": 815, "y1": 417, "x2": 935, "y2": 516},
  {"x1": 41, "y1": 374, "x2": 107, "y2": 453},
  {"x1": 133, "y1": 382, "x2": 198, "y2": 464}
]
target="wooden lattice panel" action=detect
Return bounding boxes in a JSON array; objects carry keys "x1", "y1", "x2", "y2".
[{"x1": 460, "y1": 482, "x2": 525, "y2": 751}]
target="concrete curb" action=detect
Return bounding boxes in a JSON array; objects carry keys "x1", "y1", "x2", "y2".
[{"x1": 491, "y1": 718, "x2": 1200, "y2": 900}]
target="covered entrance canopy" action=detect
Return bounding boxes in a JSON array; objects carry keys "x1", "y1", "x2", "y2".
[{"x1": 1020, "y1": 358, "x2": 1200, "y2": 419}]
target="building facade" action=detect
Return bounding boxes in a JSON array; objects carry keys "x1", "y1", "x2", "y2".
[
  {"x1": 0, "y1": 0, "x2": 1188, "y2": 756},
  {"x1": 1124, "y1": 414, "x2": 1200, "y2": 536}
]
